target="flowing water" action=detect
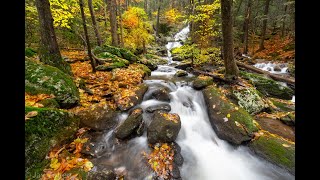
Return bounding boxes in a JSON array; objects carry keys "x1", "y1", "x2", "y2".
[{"x1": 93, "y1": 26, "x2": 294, "y2": 180}]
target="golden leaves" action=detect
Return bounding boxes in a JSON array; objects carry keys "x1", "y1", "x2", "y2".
[
  {"x1": 143, "y1": 143, "x2": 174, "y2": 179},
  {"x1": 25, "y1": 93, "x2": 54, "y2": 108},
  {"x1": 161, "y1": 113, "x2": 179, "y2": 123}
]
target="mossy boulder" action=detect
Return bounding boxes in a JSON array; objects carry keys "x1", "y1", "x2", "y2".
[
  {"x1": 240, "y1": 71, "x2": 294, "y2": 100},
  {"x1": 144, "y1": 54, "x2": 168, "y2": 65},
  {"x1": 249, "y1": 133, "x2": 295, "y2": 175},
  {"x1": 134, "y1": 63, "x2": 152, "y2": 76},
  {"x1": 192, "y1": 75, "x2": 213, "y2": 90},
  {"x1": 93, "y1": 45, "x2": 139, "y2": 63},
  {"x1": 280, "y1": 112, "x2": 295, "y2": 126},
  {"x1": 232, "y1": 87, "x2": 269, "y2": 115},
  {"x1": 25, "y1": 60, "x2": 80, "y2": 108},
  {"x1": 96, "y1": 62, "x2": 127, "y2": 71},
  {"x1": 175, "y1": 70, "x2": 188, "y2": 77},
  {"x1": 269, "y1": 98, "x2": 295, "y2": 112},
  {"x1": 38, "y1": 98, "x2": 60, "y2": 108},
  {"x1": 115, "y1": 108, "x2": 144, "y2": 139},
  {"x1": 147, "y1": 111, "x2": 181, "y2": 144},
  {"x1": 96, "y1": 52, "x2": 130, "y2": 66},
  {"x1": 203, "y1": 85, "x2": 258, "y2": 145},
  {"x1": 25, "y1": 106, "x2": 79, "y2": 179},
  {"x1": 75, "y1": 103, "x2": 118, "y2": 131},
  {"x1": 175, "y1": 62, "x2": 192, "y2": 70},
  {"x1": 146, "y1": 87, "x2": 171, "y2": 102},
  {"x1": 288, "y1": 63, "x2": 295, "y2": 77}
]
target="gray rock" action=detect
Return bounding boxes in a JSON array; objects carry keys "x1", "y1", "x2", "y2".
[
  {"x1": 115, "y1": 108, "x2": 144, "y2": 140},
  {"x1": 146, "y1": 104, "x2": 171, "y2": 113},
  {"x1": 174, "y1": 70, "x2": 188, "y2": 77}
]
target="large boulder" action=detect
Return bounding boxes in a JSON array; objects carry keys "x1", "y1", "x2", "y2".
[
  {"x1": 175, "y1": 62, "x2": 192, "y2": 70},
  {"x1": 174, "y1": 70, "x2": 188, "y2": 77},
  {"x1": 203, "y1": 85, "x2": 258, "y2": 145},
  {"x1": 93, "y1": 45, "x2": 139, "y2": 63},
  {"x1": 192, "y1": 75, "x2": 213, "y2": 90},
  {"x1": 115, "y1": 108, "x2": 144, "y2": 139},
  {"x1": 147, "y1": 111, "x2": 181, "y2": 144},
  {"x1": 115, "y1": 84, "x2": 149, "y2": 111},
  {"x1": 87, "y1": 165, "x2": 116, "y2": 180},
  {"x1": 25, "y1": 106, "x2": 79, "y2": 178},
  {"x1": 240, "y1": 71, "x2": 294, "y2": 100},
  {"x1": 232, "y1": 87, "x2": 269, "y2": 115},
  {"x1": 249, "y1": 133, "x2": 295, "y2": 175},
  {"x1": 25, "y1": 60, "x2": 80, "y2": 108},
  {"x1": 146, "y1": 87, "x2": 171, "y2": 102},
  {"x1": 75, "y1": 103, "x2": 118, "y2": 131},
  {"x1": 146, "y1": 104, "x2": 171, "y2": 113}
]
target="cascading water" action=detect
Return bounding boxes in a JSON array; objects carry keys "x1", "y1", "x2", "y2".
[{"x1": 94, "y1": 26, "x2": 294, "y2": 180}]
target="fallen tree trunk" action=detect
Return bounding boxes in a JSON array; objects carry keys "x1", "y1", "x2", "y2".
[
  {"x1": 192, "y1": 69, "x2": 232, "y2": 83},
  {"x1": 236, "y1": 61, "x2": 295, "y2": 85}
]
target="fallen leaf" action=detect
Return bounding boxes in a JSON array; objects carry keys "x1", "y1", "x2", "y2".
[
  {"x1": 235, "y1": 107, "x2": 239, "y2": 110},
  {"x1": 227, "y1": 114, "x2": 231, "y2": 118},
  {"x1": 212, "y1": 105, "x2": 216, "y2": 109},
  {"x1": 282, "y1": 144, "x2": 290, "y2": 148},
  {"x1": 25, "y1": 111, "x2": 38, "y2": 120}
]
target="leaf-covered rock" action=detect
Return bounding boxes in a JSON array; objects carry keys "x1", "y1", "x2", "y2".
[
  {"x1": 249, "y1": 133, "x2": 295, "y2": 175},
  {"x1": 75, "y1": 103, "x2": 118, "y2": 131},
  {"x1": 192, "y1": 75, "x2": 213, "y2": 90},
  {"x1": 93, "y1": 45, "x2": 139, "y2": 63},
  {"x1": 232, "y1": 87, "x2": 269, "y2": 115},
  {"x1": 25, "y1": 60, "x2": 80, "y2": 108},
  {"x1": 147, "y1": 111, "x2": 181, "y2": 144},
  {"x1": 240, "y1": 71, "x2": 294, "y2": 100},
  {"x1": 115, "y1": 108, "x2": 144, "y2": 139},
  {"x1": 25, "y1": 106, "x2": 79, "y2": 179},
  {"x1": 116, "y1": 84, "x2": 149, "y2": 111},
  {"x1": 203, "y1": 85, "x2": 258, "y2": 145}
]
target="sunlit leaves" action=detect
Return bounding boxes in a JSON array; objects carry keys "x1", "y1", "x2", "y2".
[
  {"x1": 164, "y1": 8, "x2": 183, "y2": 25},
  {"x1": 50, "y1": 0, "x2": 79, "y2": 29}
]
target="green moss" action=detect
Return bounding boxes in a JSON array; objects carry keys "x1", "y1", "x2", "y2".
[
  {"x1": 207, "y1": 86, "x2": 258, "y2": 134},
  {"x1": 25, "y1": 106, "x2": 79, "y2": 179},
  {"x1": 193, "y1": 76, "x2": 213, "y2": 89},
  {"x1": 38, "y1": 98, "x2": 60, "y2": 108},
  {"x1": 25, "y1": 47, "x2": 37, "y2": 57},
  {"x1": 134, "y1": 63, "x2": 152, "y2": 76},
  {"x1": 240, "y1": 71, "x2": 294, "y2": 100},
  {"x1": 25, "y1": 60, "x2": 80, "y2": 108},
  {"x1": 270, "y1": 99, "x2": 295, "y2": 112},
  {"x1": 143, "y1": 54, "x2": 168, "y2": 65},
  {"x1": 65, "y1": 168, "x2": 88, "y2": 179},
  {"x1": 93, "y1": 45, "x2": 140, "y2": 63},
  {"x1": 250, "y1": 134, "x2": 295, "y2": 173}
]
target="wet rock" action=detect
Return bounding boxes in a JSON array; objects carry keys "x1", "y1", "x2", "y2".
[
  {"x1": 240, "y1": 71, "x2": 294, "y2": 100},
  {"x1": 171, "y1": 142, "x2": 181, "y2": 153},
  {"x1": 203, "y1": 86, "x2": 258, "y2": 145},
  {"x1": 25, "y1": 106, "x2": 78, "y2": 178},
  {"x1": 87, "y1": 166, "x2": 116, "y2": 180},
  {"x1": 116, "y1": 84, "x2": 149, "y2": 111},
  {"x1": 81, "y1": 131, "x2": 110, "y2": 157},
  {"x1": 249, "y1": 133, "x2": 295, "y2": 175},
  {"x1": 174, "y1": 151, "x2": 184, "y2": 166},
  {"x1": 147, "y1": 87, "x2": 171, "y2": 102},
  {"x1": 156, "y1": 47, "x2": 168, "y2": 56},
  {"x1": 115, "y1": 108, "x2": 144, "y2": 140},
  {"x1": 76, "y1": 103, "x2": 118, "y2": 131},
  {"x1": 171, "y1": 163, "x2": 181, "y2": 179},
  {"x1": 192, "y1": 75, "x2": 213, "y2": 90},
  {"x1": 175, "y1": 62, "x2": 192, "y2": 70},
  {"x1": 255, "y1": 117, "x2": 295, "y2": 142},
  {"x1": 232, "y1": 87, "x2": 269, "y2": 115},
  {"x1": 25, "y1": 60, "x2": 79, "y2": 109},
  {"x1": 274, "y1": 65, "x2": 281, "y2": 72},
  {"x1": 269, "y1": 98, "x2": 295, "y2": 112},
  {"x1": 147, "y1": 111, "x2": 181, "y2": 144},
  {"x1": 146, "y1": 104, "x2": 171, "y2": 113},
  {"x1": 172, "y1": 56, "x2": 183, "y2": 61},
  {"x1": 174, "y1": 70, "x2": 188, "y2": 77},
  {"x1": 38, "y1": 98, "x2": 60, "y2": 108}
]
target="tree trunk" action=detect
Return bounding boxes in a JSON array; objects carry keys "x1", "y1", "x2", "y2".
[
  {"x1": 156, "y1": 0, "x2": 162, "y2": 37},
  {"x1": 88, "y1": 0, "x2": 103, "y2": 46},
  {"x1": 258, "y1": 0, "x2": 271, "y2": 51},
  {"x1": 79, "y1": 0, "x2": 96, "y2": 72},
  {"x1": 234, "y1": 0, "x2": 243, "y2": 24},
  {"x1": 35, "y1": 0, "x2": 71, "y2": 75},
  {"x1": 108, "y1": 0, "x2": 119, "y2": 46},
  {"x1": 236, "y1": 61, "x2": 295, "y2": 85},
  {"x1": 243, "y1": 0, "x2": 252, "y2": 54},
  {"x1": 118, "y1": 0, "x2": 124, "y2": 47},
  {"x1": 220, "y1": 0, "x2": 239, "y2": 78},
  {"x1": 281, "y1": 3, "x2": 288, "y2": 38},
  {"x1": 144, "y1": 0, "x2": 148, "y2": 13},
  {"x1": 104, "y1": 3, "x2": 108, "y2": 28}
]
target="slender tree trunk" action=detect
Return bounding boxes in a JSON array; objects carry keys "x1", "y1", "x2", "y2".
[
  {"x1": 79, "y1": 0, "x2": 96, "y2": 72},
  {"x1": 258, "y1": 0, "x2": 271, "y2": 51},
  {"x1": 35, "y1": 0, "x2": 71, "y2": 75},
  {"x1": 118, "y1": 0, "x2": 124, "y2": 47},
  {"x1": 104, "y1": 3, "x2": 108, "y2": 28},
  {"x1": 220, "y1": 0, "x2": 239, "y2": 78},
  {"x1": 88, "y1": 0, "x2": 103, "y2": 46},
  {"x1": 234, "y1": 0, "x2": 243, "y2": 24},
  {"x1": 108, "y1": 0, "x2": 119, "y2": 46},
  {"x1": 144, "y1": 0, "x2": 148, "y2": 13},
  {"x1": 156, "y1": 0, "x2": 162, "y2": 37},
  {"x1": 243, "y1": 0, "x2": 252, "y2": 54},
  {"x1": 281, "y1": 3, "x2": 288, "y2": 38}
]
